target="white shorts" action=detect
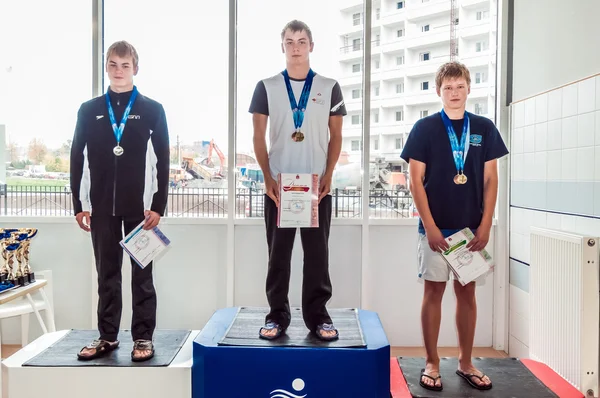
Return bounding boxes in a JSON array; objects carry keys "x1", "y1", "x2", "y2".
[
  {"x1": 417, "y1": 233, "x2": 452, "y2": 282},
  {"x1": 416, "y1": 233, "x2": 487, "y2": 285}
]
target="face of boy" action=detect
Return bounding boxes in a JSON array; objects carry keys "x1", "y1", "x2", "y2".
[
  {"x1": 437, "y1": 76, "x2": 470, "y2": 111},
  {"x1": 106, "y1": 54, "x2": 138, "y2": 91},
  {"x1": 281, "y1": 29, "x2": 313, "y2": 65}
]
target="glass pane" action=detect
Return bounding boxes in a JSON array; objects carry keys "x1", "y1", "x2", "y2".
[
  {"x1": 104, "y1": 0, "x2": 229, "y2": 218},
  {"x1": 237, "y1": 0, "x2": 364, "y2": 219},
  {"x1": 0, "y1": 0, "x2": 92, "y2": 216}
]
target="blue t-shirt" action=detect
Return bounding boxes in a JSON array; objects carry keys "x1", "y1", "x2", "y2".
[{"x1": 400, "y1": 111, "x2": 509, "y2": 237}]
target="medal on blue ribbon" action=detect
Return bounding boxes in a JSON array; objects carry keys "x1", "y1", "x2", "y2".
[
  {"x1": 105, "y1": 86, "x2": 139, "y2": 156},
  {"x1": 282, "y1": 69, "x2": 315, "y2": 142},
  {"x1": 440, "y1": 109, "x2": 470, "y2": 184}
]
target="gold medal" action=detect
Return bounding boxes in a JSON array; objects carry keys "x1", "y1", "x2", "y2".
[{"x1": 292, "y1": 131, "x2": 304, "y2": 142}]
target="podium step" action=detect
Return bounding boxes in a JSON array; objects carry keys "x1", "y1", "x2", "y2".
[
  {"x1": 193, "y1": 307, "x2": 390, "y2": 398},
  {"x1": 2, "y1": 329, "x2": 199, "y2": 398}
]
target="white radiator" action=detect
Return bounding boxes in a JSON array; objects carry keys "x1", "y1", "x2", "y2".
[{"x1": 530, "y1": 227, "x2": 600, "y2": 397}]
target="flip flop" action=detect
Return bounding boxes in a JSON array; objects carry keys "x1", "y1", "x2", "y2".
[
  {"x1": 131, "y1": 340, "x2": 155, "y2": 362},
  {"x1": 259, "y1": 321, "x2": 283, "y2": 340},
  {"x1": 456, "y1": 369, "x2": 493, "y2": 390},
  {"x1": 77, "y1": 339, "x2": 119, "y2": 360},
  {"x1": 419, "y1": 368, "x2": 443, "y2": 391},
  {"x1": 315, "y1": 323, "x2": 339, "y2": 341}
]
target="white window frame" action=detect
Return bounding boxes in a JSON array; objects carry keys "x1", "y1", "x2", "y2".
[
  {"x1": 397, "y1": 1, "x2": 404, "y2": 9},
  {"x1": 351, "y1": 115, "x2": 361, "y2": 125},
  {"x1": 352, "y1": 13, "x2": 361, "y2": 26},
  {"x1": 421, "y1": 24, "x2": 430, "y2": 32},
  {"x1": 396, "y1": 55, "x2": 404, "y2": 66},
  {"x1": 395, "y1": 110, "x2": 404, "y2": 121},
  {"x1": 397, "y1": 29, "x2": 404, "y2": 38},
  {"x1": 421, "y1": 81, "x2": 429, "y2": 90},
  {"x1": 420, "y1": 52, "x2": 430, "y2": 61},
  {"x1": 396, "y1": 83, "x2": 404, "y2": 94},
  {"x1": 395, "y1": 138, "x2": 402, "y2": 149},
  {"x1": 420, "y1": 110, "x2": 429, "y2": 118},
  {"x1": 352, "y1": 63, "x2": 361, "y2": 73}
]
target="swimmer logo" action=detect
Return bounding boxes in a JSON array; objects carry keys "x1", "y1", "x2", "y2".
[{"x1": 269, "y1": 378, "x2": 307, "y2": 398}]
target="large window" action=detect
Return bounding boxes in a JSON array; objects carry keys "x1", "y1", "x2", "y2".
[
  {"x1": 0, "y1": 0, "x2": 499, "y2": 220},
  {"x1": 104, "y1": 1, "x2": 228, "y2": 218},
  {"x1": 236, "y1": 0, "x2": 363, "y2": 218},
  {"x1": 0, "y1": 0, "x2": 92, "y2": 216}
]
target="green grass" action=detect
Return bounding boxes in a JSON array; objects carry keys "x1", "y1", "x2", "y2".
[{"x1": 6, "y1": 177, "x2": 68, "y2": 189}]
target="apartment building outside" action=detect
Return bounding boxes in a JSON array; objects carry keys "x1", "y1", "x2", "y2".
[{"x1": 337, "y1": 0, "x2": 497, "y2": 172}]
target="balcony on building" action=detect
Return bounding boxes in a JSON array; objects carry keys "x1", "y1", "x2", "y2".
[{"x1": 405, "y1": 0, "x2": 451, "y2": 22}]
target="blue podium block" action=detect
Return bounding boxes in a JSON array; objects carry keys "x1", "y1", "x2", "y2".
[{"x1": 192, "y1": 307, "x2": 390, "y2": 398}]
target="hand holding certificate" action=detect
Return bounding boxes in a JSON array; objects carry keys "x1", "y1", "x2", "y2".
[
  {"x1": 277, "y1": 173, "x2": 319, "y2": 228},
  {"x1": 120, "y1": 221, "x2": 171, "y2": 268},
  {"x1": 440, "y1": 228, "x2": 494, "y2": 286}
]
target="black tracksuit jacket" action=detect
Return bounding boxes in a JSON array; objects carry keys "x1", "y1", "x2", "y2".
[{"x1": 70, "y1": 88, "x2": 170, "y2": 217}]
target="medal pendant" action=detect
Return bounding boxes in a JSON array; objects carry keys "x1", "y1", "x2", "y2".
[
  {"x1": 291, "y1": 131, "x2": 305, "y2": 142},
  {"x1": 454, "y1": 173, "x2": 467, "y2": 184},
  {"x1": 113, "y1": 145, "x2": 124, "y2": 156}
]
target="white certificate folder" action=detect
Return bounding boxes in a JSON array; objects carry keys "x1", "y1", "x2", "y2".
[
  {"x1": 120, "y1": 221, "x2": 171, "y2": 268},
  {"x1": 277, "y1": 173, "x2": 319, "y2": 228},
  {"x1": 440, "y1": 228, "x2": 494, "y2": 285}
]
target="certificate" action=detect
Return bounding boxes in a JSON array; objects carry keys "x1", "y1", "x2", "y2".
[
  {"x1": 120, "y1": 221, "x2": 171, "y2": 268},
  {"x1": 440, "y1": 228, "x2": 493, "y2": 285},
  {"x1": 277, "y1": 173, "x2": 319, "y2": 228}
]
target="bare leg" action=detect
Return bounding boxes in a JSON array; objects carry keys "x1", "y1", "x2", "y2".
[
  {"x1": 420, "y1": 281, "x2": 446, "y2": 389},
  {"x1": 454, "y1": 280, "x2": 492, "y2": 387}
]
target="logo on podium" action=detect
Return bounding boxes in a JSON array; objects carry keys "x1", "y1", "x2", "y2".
[{"x1": 270, "y1": 378, "x2": 307, "y2": 398}]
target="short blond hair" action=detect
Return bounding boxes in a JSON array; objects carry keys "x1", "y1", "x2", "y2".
[
  {"x1": 106, "y1": 41, "x2": 139, "y2": 69},
  {"x1": 435, "y1": 61, "x2": 471, "y2": 90}
]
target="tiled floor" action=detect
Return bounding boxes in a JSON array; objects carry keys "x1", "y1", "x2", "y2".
[
  {"x1": 391, "y1": 346, "x2": 508, "y2": 358},
  {"x1": 2, "y1": 344, "x2": 21, "y2": 359}
]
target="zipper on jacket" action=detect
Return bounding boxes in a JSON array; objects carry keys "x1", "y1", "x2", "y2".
[{"x1": 112, "y1": 155, "x2": 118, "y2": 216}]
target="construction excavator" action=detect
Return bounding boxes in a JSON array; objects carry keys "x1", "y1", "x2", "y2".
[{"x1": 181, "y1": 140, "x2": 226, "y2": 182}]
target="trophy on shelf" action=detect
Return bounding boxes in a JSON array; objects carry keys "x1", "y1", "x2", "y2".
[
  {"x1": 0, "y1": 229, "x2": 18, "y2": 285},
  {"x1": 3, "y1": 233, "x2": 22, "y2": 289},
  {"x1": 19, "y1": 228, "x2": 38, "y2": 284}
]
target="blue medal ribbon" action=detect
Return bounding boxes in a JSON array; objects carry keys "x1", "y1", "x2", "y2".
[
  {"x1": 282, "y1": 69, "x2": 315, "y2": 133},
  {"x1": 440, "y1": 109, "x2": 470, "y2": 176},
  {"x1": 105, "y1": 86, "x2": 139, "y2": 146}
]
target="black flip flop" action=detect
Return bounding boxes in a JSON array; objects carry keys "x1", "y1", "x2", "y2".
[
  {"x1": 315, "y1": 323, "x2": 339, "y2": 341},
  {"x1": 456, "y1": 369, "x2": 493, "y2": 390},
  {"x1": 77, "y1": 339, "x2": 119, "y2": 360},
  {"x1": 419, "y1": 368, "x2": 443, "y2": 391},
  {"x1": 259, "y1": 322, "x2": 284, "y2": 340}
]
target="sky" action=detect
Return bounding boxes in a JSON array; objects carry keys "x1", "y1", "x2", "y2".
[{"x1": 0, "y1": 0, "x2": 346, "y2": 155}]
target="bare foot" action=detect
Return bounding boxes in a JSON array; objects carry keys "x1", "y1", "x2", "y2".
[
  {"x1": 421, "y1": 363, "x2": 442, "y2": 389},
  {"x1": 77, "y1": 339, "x2": 118, "y2": 359},
  {"x1": 132, "y1": 340, "x2": 154, "y2": 361},
  {"x1": 259, "y1": 322, "x2": 282, "y2": 339},
  {"x1": 316, "y1": 323, "x2": 338, "y2": 340}
]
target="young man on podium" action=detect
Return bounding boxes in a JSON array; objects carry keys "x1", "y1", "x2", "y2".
[
  {"x1": 401, "y1": 62, "x2": 508, "y2": 391},
  {"x1": 70, "y1": 41, "x2": 170, "y2": 362},
  {"x1": 249, "y1": 20, "x2": 346, "y2": 341}
]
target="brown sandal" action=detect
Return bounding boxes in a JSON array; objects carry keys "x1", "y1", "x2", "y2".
[
  {"x1": 77, "y1": 339, "x2": 119, "y2": 360},
  {"x1": 131, "y1": 339, "x2": 155, "y2": 362}
]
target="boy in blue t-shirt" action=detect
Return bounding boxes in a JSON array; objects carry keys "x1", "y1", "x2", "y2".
[{"x1": 400, "y1": 61, "x2": 508, "y2": 392}]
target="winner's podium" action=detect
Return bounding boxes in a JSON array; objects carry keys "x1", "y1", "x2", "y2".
[{"x1": 192, "y1": 307, "x2": 390, "y2": 398}]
